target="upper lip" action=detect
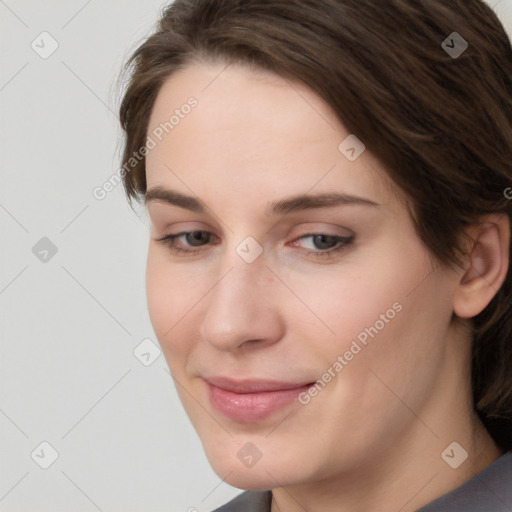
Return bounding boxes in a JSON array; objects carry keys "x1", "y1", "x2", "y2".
[{"x1": 205, "y1": 376, "x2": 314, "y2": 393}]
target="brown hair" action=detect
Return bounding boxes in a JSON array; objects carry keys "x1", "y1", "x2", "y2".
[{"x1": 119, "y1": 0, "x2": 512, "y2": 449}]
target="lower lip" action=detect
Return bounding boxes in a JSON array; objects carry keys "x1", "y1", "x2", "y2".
[{"x1": 207, "y1": 382, "x2": 312, "y2": 422}]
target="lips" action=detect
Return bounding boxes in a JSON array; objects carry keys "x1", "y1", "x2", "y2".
[{"x1": 205, "y1": 376, "x2": 314, "y2": 422}]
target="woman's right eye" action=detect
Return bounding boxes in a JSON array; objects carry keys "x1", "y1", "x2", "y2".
[{"x1": 156, "y1": 231, "x2": 217, "y2": 255}]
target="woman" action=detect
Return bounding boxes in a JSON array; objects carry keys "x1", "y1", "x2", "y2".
[{"x1": 118, "y1": 1, "x2": 512, "y2": 510}]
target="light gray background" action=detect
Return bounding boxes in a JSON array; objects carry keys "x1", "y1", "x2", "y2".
[{"x1": 1, "y1": 1, "x2": 511, "y2": 511}]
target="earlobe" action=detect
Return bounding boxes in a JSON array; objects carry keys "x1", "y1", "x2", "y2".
[{"x1": 453, "y1": 214, "x2": 510, "y2": 319}]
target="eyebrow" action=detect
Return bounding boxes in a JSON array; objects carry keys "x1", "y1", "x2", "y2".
[{"x1": 145, "y1": 186, "x2": 380, "y2": 214}]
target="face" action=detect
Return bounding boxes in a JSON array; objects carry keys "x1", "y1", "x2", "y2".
[{"x1": 144, "y1": 61, "x2": 461, "y2": 489}]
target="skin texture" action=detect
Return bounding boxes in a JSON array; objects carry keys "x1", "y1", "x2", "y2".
[{"x1": 143, "y1": 61, "x2": 509, "y2": 512}]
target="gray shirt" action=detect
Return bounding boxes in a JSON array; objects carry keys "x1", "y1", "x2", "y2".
[{"x1": 212, "y1": 450, "x2": 512, "y2": 511}]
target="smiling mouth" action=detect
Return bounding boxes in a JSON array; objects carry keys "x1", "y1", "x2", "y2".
[{"x1": 204, "y1": 377, "x2": 315, "y2": 422}]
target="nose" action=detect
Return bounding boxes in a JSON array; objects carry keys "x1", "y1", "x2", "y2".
[{"x1": 199, "y1": 259, "x2": 285, "y2": 352}]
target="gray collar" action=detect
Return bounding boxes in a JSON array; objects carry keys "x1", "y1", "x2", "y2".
[{"x1": 417, "y1": 450, "x2": 512, "y2": 511}]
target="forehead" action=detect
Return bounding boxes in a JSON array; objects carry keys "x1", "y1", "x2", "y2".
[{"x1": 145, "y1": 61, "x2": 398, "y2": 210}]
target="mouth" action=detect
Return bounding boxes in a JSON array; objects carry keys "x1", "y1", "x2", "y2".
[{"x1": 204, "y1": 376, "x2": 315, "y2": 422}]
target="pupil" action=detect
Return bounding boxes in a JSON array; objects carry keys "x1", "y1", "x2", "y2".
[
  {"x1": 313, "y1": 235, "x2": 337, "y2": 250},
  {"x1": 187, "y1": 231, "x2": 208, "y2": 246}
]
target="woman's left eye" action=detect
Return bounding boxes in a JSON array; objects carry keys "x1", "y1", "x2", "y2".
[
  {"x1": 292, "y1": 234, "x2": 354, "y2": 257},
  {"x1": 155, "y1": 231, "x2": 354, "y2": 258}
]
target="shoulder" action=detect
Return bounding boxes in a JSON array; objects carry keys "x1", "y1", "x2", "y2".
[
  {"x1": 211, "y1": 491, "x2": 272, "y2": 512},
  {"x1": 417, "y1": 450, "x2": 512, "y2": 511}
]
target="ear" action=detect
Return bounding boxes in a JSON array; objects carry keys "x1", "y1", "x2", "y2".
[{"x1": 453, "y1": 214, "x2": 510, "y2": 319}]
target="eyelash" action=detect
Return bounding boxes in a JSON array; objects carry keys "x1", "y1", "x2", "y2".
[{"x1": 155, "y1": 231, "x2": 354, "y2": 258}]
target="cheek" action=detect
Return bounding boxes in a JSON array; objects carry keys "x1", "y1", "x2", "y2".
[
  {"x1": 145, "y1": 247, "x2": 204, "y2": 361},
  {"x1": 283, "y1": 247, "x2": 421, "y2": 358},
  {"x1": 324, "y1": 257, "x2": 453, "y2": 421},
  {"x1": 290, "y1": 238, "x2": 450, "y2": 388}
]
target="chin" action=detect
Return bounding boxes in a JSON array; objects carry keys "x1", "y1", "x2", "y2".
[
  {"x1": 222, "y1": 472, "x2": 276, "y2": 491},
  {"x1": 203, "y1": 439, "x2": 315, "y2": 491}
]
